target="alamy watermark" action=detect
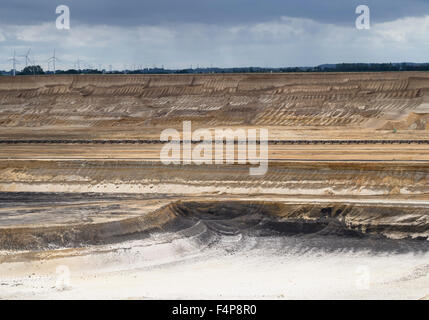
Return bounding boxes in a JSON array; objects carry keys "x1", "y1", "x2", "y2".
[
  {"x1": 160, "y1": 121, "x2": 268, "y2": 176},
  {"x1": 355, "y1": 265, "x2": 371, "y2": 290},
  {"x1": 56, "y1": 5, "x2": 70, "y2": 30},
  {"x1": 55, "y1": 265, "x2": 71, "y2": 291},
  {"x1": 355, "y1": 5, "x2": 370, "y2": 30}
]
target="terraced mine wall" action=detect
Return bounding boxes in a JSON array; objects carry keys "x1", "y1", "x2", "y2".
[
  {"x1": 1, "y1": 198, "x2": 428, "y2": 250},
  {"x1": 0, "y1": 160, "x2": 427, "y2": 196},
  {"x1": 0, "y1": 72, "x2": 429, "y2": 139},
  {"x1": 0, "y1": 73, "x2": 428, "y2": 246}
]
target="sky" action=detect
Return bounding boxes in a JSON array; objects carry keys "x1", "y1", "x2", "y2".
[{"x1": 1, "y1": 0, "x2": 429, "y2": 70}]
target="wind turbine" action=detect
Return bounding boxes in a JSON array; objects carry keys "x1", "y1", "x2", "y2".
[
  {"x1": 29, "y1": 57, "x2": 38, "y2": 77},
  {"x1": 20, "y1": 48, "x2": 31, "y2": 67},
  {"x1": 8, "y1": 50, "x2": 19, "y2": 76},
  {"x1": 47, "y1": 49, "x2": 58, "y2": 74},
  {"x1": 75, "y1": 57, "x2": 84, "y2": 71}
]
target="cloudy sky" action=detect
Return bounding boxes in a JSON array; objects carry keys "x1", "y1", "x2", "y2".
[{"x1": 1, "y1": 0, "x2": 429, "y2": 70}]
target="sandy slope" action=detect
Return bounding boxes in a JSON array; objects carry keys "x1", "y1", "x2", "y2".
[
  {"x1": 1, "y1": 229, "x2": 429, "y2": 300},
  {"x1": 0, "y1": 72, "x2": 429, "y2": 139}
]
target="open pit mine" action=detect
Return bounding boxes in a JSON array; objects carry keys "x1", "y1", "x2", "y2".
[{"x1": 0, "y1": 72, "x2": 429, "y2": 299}]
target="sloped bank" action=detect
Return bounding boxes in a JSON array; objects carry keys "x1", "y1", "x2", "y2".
[{"x1": 1, "y1": 199, "x2": 428, "y2": 250}]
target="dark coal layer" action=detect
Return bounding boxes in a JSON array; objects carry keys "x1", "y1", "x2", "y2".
[
  {"x1": 0, "y1": 193, "x2": 428, "y2": 252},
  {"x1": 159, "y1": 201, "x2": 429, "y2": 254},
  {"x1": 0, "y1": 192, "x2": 168, "y2": 207}
]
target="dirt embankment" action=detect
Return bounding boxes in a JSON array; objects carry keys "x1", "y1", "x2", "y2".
[
  {"x1": 0, "y1": 160, "x2": 427, "y2": 195},
  {"x1": 0, "y1": 73, "x2": 429, "y2": 139},
  {"x1": 1, "y1": 197, "x2": 429, "y2": 250}
]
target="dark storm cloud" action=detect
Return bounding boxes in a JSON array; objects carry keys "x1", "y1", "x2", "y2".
[{"x1": 2, "y1": 0, "x2": 429, "y2": 26}]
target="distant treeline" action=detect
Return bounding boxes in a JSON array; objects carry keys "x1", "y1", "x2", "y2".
[
  {"x1": 127, "y1": 63, "x2": 429, "y2": 73},
  {"x1": 315, "y1": 63, "x2": 429, "y2": 72},
  {"x1": 3, "y1": 63, "x2": 429, "y2": 75}
]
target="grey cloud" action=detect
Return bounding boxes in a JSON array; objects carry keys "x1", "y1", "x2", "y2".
[
  {"x1": 2, "y1": 0, "x2": 429, "y2": 27},
  {"x1": 2, "y1": 0, "x2": 429, "y2": 70}
]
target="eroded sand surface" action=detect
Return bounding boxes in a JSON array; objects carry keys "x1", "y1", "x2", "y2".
[
  {"x1": 2, "y1": 215, "x2": 429, "y2": 300},
  {"x1": 0, "y1": 194, "x2": 429, "y2": 299},
  {"x1": 0, "y1": 73, "x2": 428, "y2": 299}
]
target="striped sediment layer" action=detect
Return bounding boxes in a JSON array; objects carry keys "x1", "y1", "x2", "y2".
[
  {"x1": 1, "y1": 196, "x2": 428, "y2": 250},
  {"x1": 0, "y1": 73, "x2": 428, "y2": 140},
  {"x1": 0, "y1": 161, "x2": 427, "y2": 196},
  {"x1": 0, "y1": 73, "x2": 428, "y2": 250}
]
